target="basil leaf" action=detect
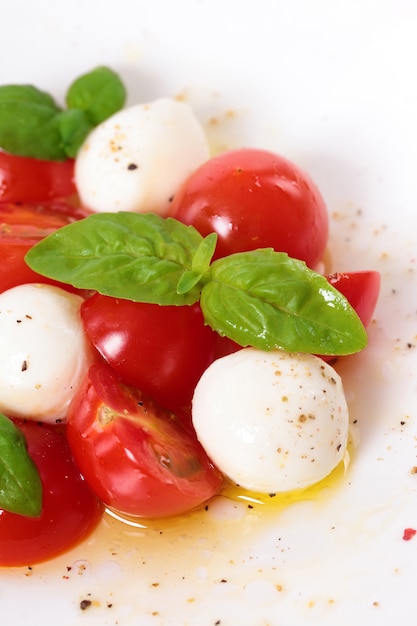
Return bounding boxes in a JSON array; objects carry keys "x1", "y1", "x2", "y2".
[
  {"x1": 57, "y1": 108, "x2": 93, "y2": 158},
  {"x1": 176, "y1": 232, "x2": 218, "y2": 295},
  {"x1": 0, "y1": 414, "x2": 42, "y2": 517},
  {"x1": 66, "y1": 66, "x2": 126, "y2": 125},
  {"x1": 0, "y1": 101, "x2": 66, "y2": 160},
  {"x1": 192, "y1": 233, "x2": 218, "y2": 274},
  {"x1": 0, "y1": 84, "x2": 60, "y2": 109},
  {"x1": 0, "y1": 84, "x2": 65, "y2": 159},
  {"x1": 26, "y1": 212, "x2": 205, "y2": 305},
  {"x1": 201, "y1": 249, "x2": 368, "y2": 355}
]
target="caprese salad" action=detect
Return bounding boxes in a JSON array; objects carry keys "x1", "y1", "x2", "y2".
[{"x1": 0, "y1": 67, "x2": 380, "y2": 566}]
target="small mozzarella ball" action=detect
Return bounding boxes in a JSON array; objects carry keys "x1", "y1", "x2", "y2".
[
  {"x1": 0, "y1": 284, "x2": 92, "y2": 423},
  {"x1": 75, "y1": 98, "x2": 210, "y2": 215},
  {"x1": 192, "y1": 348, "x2": 349, "y2": 493}
]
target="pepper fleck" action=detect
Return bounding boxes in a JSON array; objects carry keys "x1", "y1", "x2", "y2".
[
  {"x1": 127, "y1": 163, "x2": 138, "y2": 170},
  {"x1": 80, "y1": 599, "x2": 92, "y2": 611}
]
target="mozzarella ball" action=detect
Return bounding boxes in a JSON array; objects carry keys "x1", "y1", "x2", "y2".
[
  {"x1": 192, "y1": 348, "x2": 349, "y2": 493},
  {"x1": 0, "y1": 284, "x2": 92, "y2": 423},
  {"x1": 75, "y1": 98, "x2": 210, "y2": 215}
]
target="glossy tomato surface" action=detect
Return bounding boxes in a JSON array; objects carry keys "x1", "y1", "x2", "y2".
[
  {"x1": 0, "y1": 420, "x2": 103, "y2": 567},
  {"x1": 67, "y1": 362, "x2": 223, "y2": 518},
  {"x1": 327, "y1": 270, "x2": 380, "y2": 329},
  {"x1": 168, "y1": 148, "x2": 328, "y2": 268},
  {"x1": 0, "y1": 152, "x2": 76, "y2": 202},
  {"x1": 0, "y1": 201, "x2": 89, "y2": 293},
  {"x1": 81, "y1": 295, "x2": 217, "y2": 411}
]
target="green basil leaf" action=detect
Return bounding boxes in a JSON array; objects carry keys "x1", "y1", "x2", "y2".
[
  {"x1": 176, "y1": 270, "x2": 204, "y2": 295},
  {"x1": 66, "y1": 66, "x2": 126, "y2": 125},
  {"x1": 0, "y1": 84, "x2": 61, "y2": 109},
  {"x1": 26, "y1": 212, "x2": 204, "y2": 305},
  {"x1": 175, "y1": 232, "x2": 218, "y2": 294},
  {"x1": 192, "y1": 232, "x2": 218, "y2": 274},
  {"x1": 0, "y1": 414, "x2": 42, "y2": 517},
  {"x1": 201, "y1": 249, "x2": 368, "y2": 355},
  {"x1": 0, "y1": 101, "x2": 66, "y2": 160},
  {"x1": 57, "y1": 108, "x2": 93, "y2": 158}
]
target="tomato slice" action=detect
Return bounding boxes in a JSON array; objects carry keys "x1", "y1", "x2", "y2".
[
  {"x1": 66, "y1": 362, "x2": 223, "y2": 519},
  {"x1": 0, "y1": 420, "x2": 103, "y2": 567},
  {"x1": 0, "y1": 152, "x2": 76, "y2": 202},
  {"x1": 81, "y1": 295, "x2": 217, "y2": 412},
  {"x1": 0, "y1": 201, "x2": 90, "y2": 293},
  {"x1": 326, "y1": 270, "x2": 380, "y2": 329},
  {"x1": 168, "y1": 148, "x2": 329, "y2": 268}
]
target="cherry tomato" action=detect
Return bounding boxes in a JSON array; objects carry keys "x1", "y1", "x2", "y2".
[
  {"x1": 168, "y1": 148, "x2": 328, "y2": 268},
  {"x1": 0, "y1": 420, "x2": 103, "y2": 567},
  {"x1": 326, "y1": 270, "x2": 380, "y2": 329},
  {"x1": 0, "y1": 152, "x2": 76, "y2": 202},
  {"x1": 67, "y1": 362, "x2": 223, "y2": 518},
  {"x1": 81, "y1": 295, "x2": 217, "y2": 411},
  {"x1": 0, "y1": 201, "x2": 90, "y2": 293}
]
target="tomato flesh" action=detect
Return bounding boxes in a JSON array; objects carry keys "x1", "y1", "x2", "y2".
[
  {"x1": 81, "y1": 295, "x2": 217, "y2": 412},
  {"x1": 0, "y1": 420, "x2": 103, "y2": 567},
  {"x1": 0, "y1": 201, "x2": 90, "y2": 293},
  {"x1": 67, "y1": 362, "x2": 223, "y2": 518},
  {"x1": 0, "y1": 153, "x2": 76, "y2": 202},
  {"x1": 168, "y1": 148, "x2": 329, "y2": 268}
]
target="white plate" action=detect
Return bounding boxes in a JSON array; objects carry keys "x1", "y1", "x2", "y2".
[{"x1": 1, "y1": 1, "x2": 417, "y2": 624}]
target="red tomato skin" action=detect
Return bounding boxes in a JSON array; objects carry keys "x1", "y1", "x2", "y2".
[
  {"x1": 0, "y1": 153, "x2": 76, "y2": 202},
  {"x1": 0, "y1": 201, "x2": 90, "y2": 293},
  {"x1": 168, "y1": 148, "x2": 329, "y2": 268},
  {"x1": 0, "y1": 421, "x2": 103, "y2": 567},
  {"x1": 67, "y1": 362, "x2": 223, "y2": 519},
  {"x1": 81, "y1": 295, "x2": 217, "y2": 411},
  {"x1": 326, "y1": 270, "x2": 380, "y2": 329}
]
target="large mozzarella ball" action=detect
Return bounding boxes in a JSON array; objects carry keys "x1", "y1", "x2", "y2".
[
  {"x1": 75, "y1": 97, "x2": 210, "y2": 215},
  {"x1": 192, "y1": 348, "x2": 349, "y2": 493},
  {"x1": 0, "y1": 283, "x2": 92, "y2": 423}
]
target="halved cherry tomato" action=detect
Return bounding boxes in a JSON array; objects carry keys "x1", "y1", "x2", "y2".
[
  {"x1": 0, "y1": 420, "x2": 103, "y2": 567},
  {"x1": 326, "y1": 270, "x2": 380, "y2": 329},
  {"x1": 168, "y1": 148, "x2": 328, "y2": 268},
  {"x1": 66, "y1": 362, "x2": 223, "y2": 518},
  {"x1": 0, "y1": 152, "x2": 76, "y2": 202},
  {"x1": 0, "y1": 201, "x2": 90, "y2": 293},
  {"x1": 81, "y1": 295, "x2": 217, "y2": 412}
]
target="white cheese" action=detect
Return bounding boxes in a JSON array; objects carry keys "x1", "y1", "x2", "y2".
[
  {"x1": 192, "y1": 348, "x2": 349, "y2": 493},
  {"x1": 0, "y1": 283, "x2": 92, "y2": 423},
  {"x1": 75, "y1": 97, "x2": 210, "y2": 215}
]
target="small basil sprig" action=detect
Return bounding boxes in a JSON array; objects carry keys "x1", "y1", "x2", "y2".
[
  {"x1": 0, "y1": 66, "x2": 126, "y2": 160},
  {"x1": 26, "y1": 212, "x2": 368, "y2": 356},
  {"x1": 0, "y1": 414, "x2": 42, "y2": 517}
]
